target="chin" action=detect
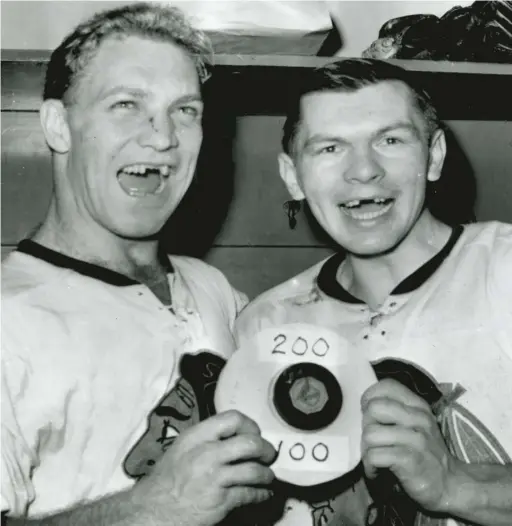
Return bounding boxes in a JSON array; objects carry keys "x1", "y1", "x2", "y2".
[
  {"x1": 349, "y1": 246, "x2": 395, "y2": 259},
  {"x1": 111, "y1": 213, "x2": 172, "y2": 240},
  {"x1": 113, "y1": 223, "x2": 164, "y2": 241},
  {"x1": 341, "y1": 236, "x2": 402, "y2": 259},
  {"x1": 117, "y1": 232, "x2": 161, "y2": 242}
]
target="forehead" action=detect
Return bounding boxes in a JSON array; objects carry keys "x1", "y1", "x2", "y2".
[
  {"x1": 77, "y1": 35, "x2": 200, "y2": 101},
  {"x1": 299, "y1": 81, "x2": 424, "y2": 137}
]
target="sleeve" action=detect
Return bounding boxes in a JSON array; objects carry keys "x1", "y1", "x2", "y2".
[
  {"x1": 490, "y1": 226, "x2": 512, "y2": 297},
  {"x1": 487, "y1": 225, "x2": 512, "y2": 360},
  {"x1": 231, "y1": 286, "x2": 249, "y2": 318},
  {"x1": 1, "y1": 353, "x2": 36, "y2": 517},
  {"x1": 175, "y1": 256, "x2": 249, "y2": 330}
]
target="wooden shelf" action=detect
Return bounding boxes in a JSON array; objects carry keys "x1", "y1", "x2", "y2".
[
  {"x1": 2, "y1": 49, "x2": 512, "y2": 75},
  {"x1": 214, "y1": 53, "x2": 512, "y2": 75},
  {"x1": 2, "y1": 50, "x2": 512, "y2": 119},
  {"x1": 3, "y1": 49, "x2": 512, "y2": 74}
]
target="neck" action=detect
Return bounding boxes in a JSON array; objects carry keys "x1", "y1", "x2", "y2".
[
  {"x1": 33, "y1": 197, "x2": 165, "y2": 281},
  {"x1": 339, "y1": 211, "x2": 452, "y2": 310}
]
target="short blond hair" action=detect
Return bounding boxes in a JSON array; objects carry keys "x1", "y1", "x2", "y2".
[{"x1": 43, "y1": 2, "x2": 212, "y2": 103}]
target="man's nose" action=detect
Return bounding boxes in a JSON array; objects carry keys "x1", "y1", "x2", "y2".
[
  {"x1": 344, "y1": 146, "x2": 384, "y2": 184},
  {"x1": 138, "y1": 114, "x2": 179, "y2": 151}
]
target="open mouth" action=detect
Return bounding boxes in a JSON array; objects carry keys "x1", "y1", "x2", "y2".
[
  {"x1": 117, "y1": 164, "x2": 174, "y2": 197},
  {"x1": 339, "y1": 197, "x2": 394, "y2": 221}
]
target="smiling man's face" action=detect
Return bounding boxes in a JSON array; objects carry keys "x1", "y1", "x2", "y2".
[
  {"x1": 61, "y1": 35, "x2": 203, "y2": 240},
  {"x1": 279, "y1": 81, "x2": 445, "y2": 257}
]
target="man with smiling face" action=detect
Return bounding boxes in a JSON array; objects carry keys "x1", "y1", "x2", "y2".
[
  {"x1": 236, "y1": 59, "x2": 512, "y2": 526},
  {"x1": 1, "y1": 3, "x2": 276, "y2": 525}
]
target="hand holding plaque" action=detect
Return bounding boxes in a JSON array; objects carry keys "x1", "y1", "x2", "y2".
[{"x1": 215, "y1": 323, "x2": 377, "y2": 487}]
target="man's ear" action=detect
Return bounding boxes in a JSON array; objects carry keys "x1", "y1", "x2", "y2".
[
  {"x1": 278, "y1": 152, "x2": 305, "y2": 201},
  {"x1": 40, "y1": 99, "x2": 71, "y2": 154},
  {"x1": 427, "y1": 128, "x2": 446, "y2": 183}
]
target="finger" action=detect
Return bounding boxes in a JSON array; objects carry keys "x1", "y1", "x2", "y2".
[
  {"x1": 362, "y1": 423, "x2": 424, "y2": 452},
  {"x1": 362, "y1": 397, "x2": 433, "y2": 429},
  {"x1": 216, "y1": 434, "x2": 277, "y2": 466},
  {"x1": 362, "y1": 445, "x2": 404, "y2": 479},
  {"x1": 363, "y1": 444, "x2": 425, "y2": 484},
  {"x1": 214, "y1": 410, "x2": 262, "y2": 438},
  {"x1": 177, "y1": 410, "x2": 261, "y2": 451},
  {"x1": 220, "y1": 462, "x2": 275, "y2": 488},
  {"x1": 226, "y1": 486, "x2": 274, "y2": 509},
  {"x1": 361, "y1": 379, "x2": 431, "y2": 412}
]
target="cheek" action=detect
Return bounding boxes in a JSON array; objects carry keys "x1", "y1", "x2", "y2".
[
  {"x1": 305, "y1": 184, "x2": 333, "y2": 207},
  {"x1": 395, "y1": 174, "x2": 429, "y2": 221},
  {"x1": 300, "y1": 159, "x2": 339, "y2": 198},
  {"x1": 399, "y1": 169, "x2": 429, "y2": 195},
  {"x1": 72, "y1": 130, "x2": 109, "y2": 168},
  {"x1": 304, "y1": 179, "x2": 340, "y2": 208},
  {"x1": 178, "y1": 125, "x2": 203, "y2": 154},
  {"x1": 83, "y1": 114, "x2": 134, "y2": 147},
  {"x1": 381, "y1": 148, "x2": 428, "y2": 179}
]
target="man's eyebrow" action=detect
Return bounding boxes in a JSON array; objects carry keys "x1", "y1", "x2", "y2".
[
  {"x1": 98, "y1": 86, "x2": 147, "y2": 100},
  {"x1": 173, "y1": 94, "x2": 203, "y2": 105},
  {"x1": 303, "y1": 134, "x2": 348, "y2": 150},
  {"x1": 303, "y1": 122, "x2": 421, "y2": 149},
  {"x1": 376, "y1": 122, "x2": 421, "y2": 138},
  {"x1": 97, "y1": 88, "x2": 202, "y2": 104}
]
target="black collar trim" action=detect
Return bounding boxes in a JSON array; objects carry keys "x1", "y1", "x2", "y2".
[
  {"x1": 16, "y1": 239, "x2": 173, "y2": 287},
  {"x1": 317, "y1": 225, "x2": 464, "y2": 304}
]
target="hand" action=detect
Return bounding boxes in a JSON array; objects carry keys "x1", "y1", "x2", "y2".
[
  {"x1": 360, "y1": 379, "x2": 459, "y2": 513},
  {"x1": 132, "y1": 410, "x2": 277, "y2": 526}
]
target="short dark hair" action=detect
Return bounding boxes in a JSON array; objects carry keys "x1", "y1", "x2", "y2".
[
  {"x1": 43, "y1": 2, "x2": 212, "y2": 103},
  {"x1": 282, "y1": 58, "x2": 440, "y2": 155}
]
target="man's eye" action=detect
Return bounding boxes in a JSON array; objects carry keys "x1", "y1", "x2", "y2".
[
  {"x1": 181, "y1": 106, "x2": 197, "y2": 115},
  {"x1": 383, "y1": 136, "x2": 403, "y2": 145},
  {"x1": 318, "y1": 144, "x2": 339, "y2": 154},
  {"x1": 177, "y1": 105, "x2": 201, "y2": 120},
  {"x1": 112, "y1": 100, "x2": 137, "y2": 110}
]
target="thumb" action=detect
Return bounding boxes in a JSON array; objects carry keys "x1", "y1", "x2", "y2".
[{"x1": 177, "y1": 410, "x2": 260, "y2": 451}]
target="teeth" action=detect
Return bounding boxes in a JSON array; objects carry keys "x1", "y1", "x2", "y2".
[
  {"x1": 122, "y1": 164, "x2": 145, "y2": 175},
  {"x1": 121, "y1": 164, "x2": 171, "y2": 176},
  {"x1": 342, "y1": 201, "x2": 393, "y2": 221},
  {"x1": 343, "y1": 197, "x2": 389, "y2": 208}
]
